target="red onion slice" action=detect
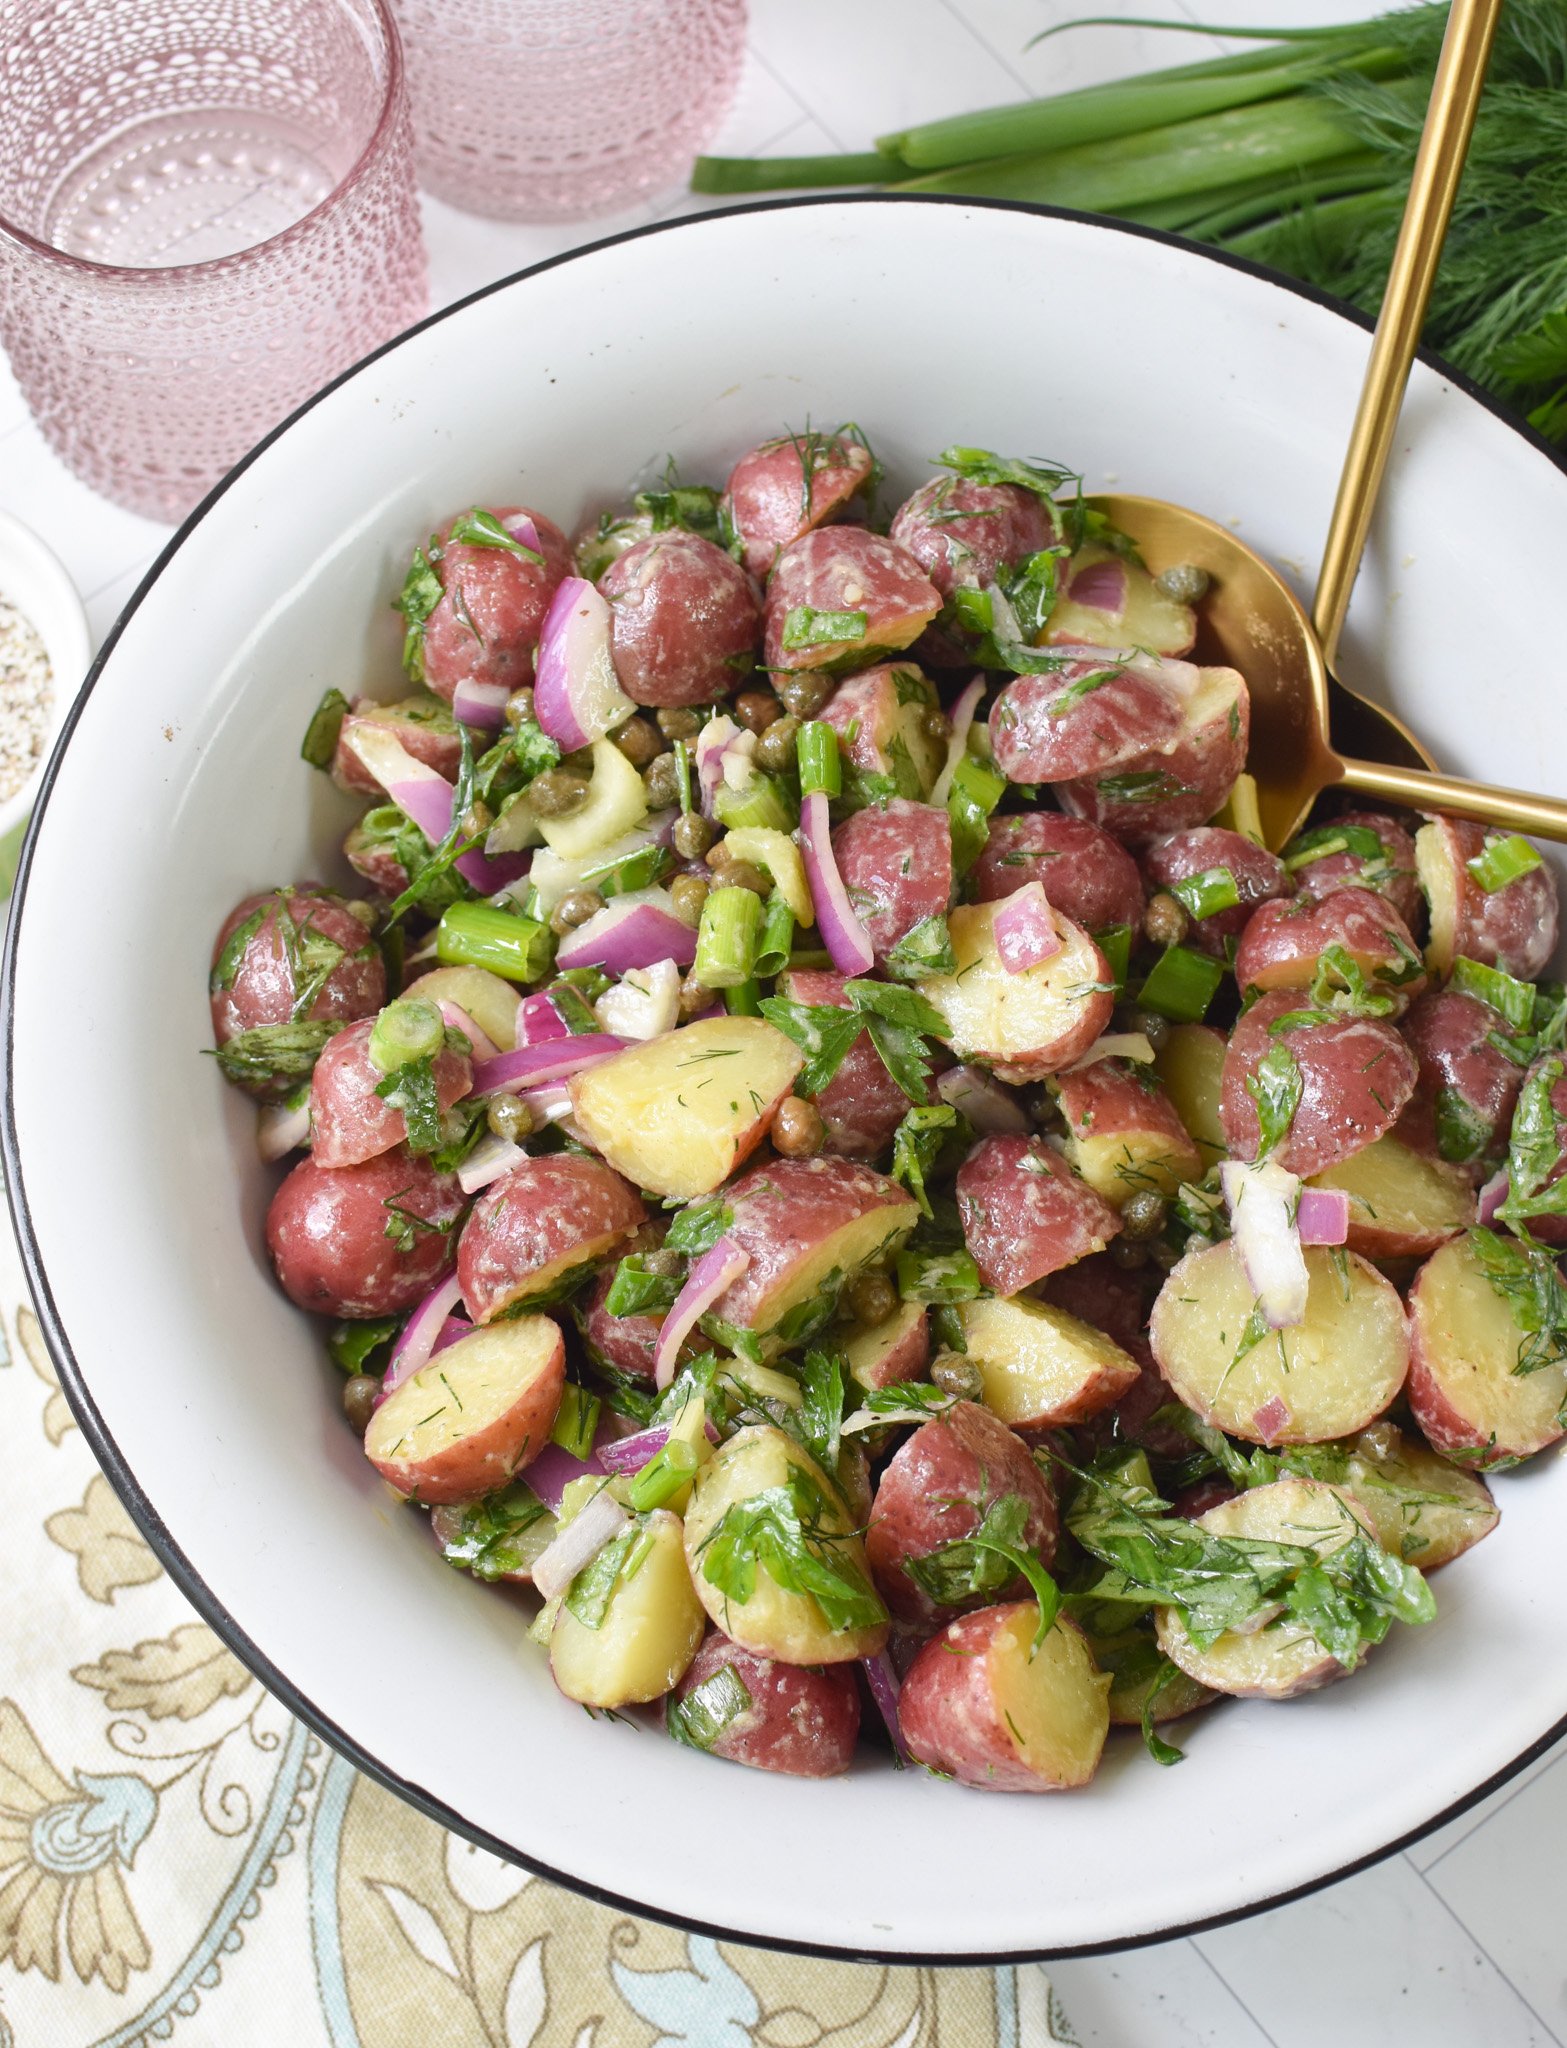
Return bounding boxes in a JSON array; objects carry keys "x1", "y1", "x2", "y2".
[
  {"x1": 531, "y1": 1484, "x2": 629, "y2": 1601},
  {"x1": 344, "y1": 723, "x2": 530, "y2": 894},
  {"x1": 1220, "y1": 1160, "x2": 1308, "y2": 1329},
  {"x1": 994, "y1": 882, "x2": 1062, "y2": 975},
  {"x1": 554, "y1": 889, "x2": 698, "y2": 974},
  {"x1": 1251, "y1": 1394, "x2": 1292, "y2": 1442},
  {"x1": 654, "y1": 1235, "x2": 750, "y2": 1389},
  {"x1": 1064, "y1": 1031, "x2": 1156, "y2": 1073},
  {"x1": 1478, "y1": 1169, "x2": 1510, "y2": 1227},
  {"x1": 1296, "y1": 1188, "x2": 1351, "y2": 1247},
  {"x1": 451, "y1": 678, "x2": 511, "y2": 731},
  {"x1": 534, "y1": 577, "x2": 634, "y2": 750},
  {"x1": 433, "y1": 1314, "x2": 471, "y2": 1355},
  {"x1": 694, "y1": 714, "x2": 743, "y2": 816},
  {"x1": 524, "y1": 1439, "x2": 608, "y2": 1516},
  {"x1": 596, "y1": 1423, "x2": 672, "y2": 1475},
  {"x1": 472, "y1": 1034, "x2": 631, "y2": 1095},
  {"x1": 458, "y1": 1130, "x2": 528, "y2": 1195},
  {"x1": 801, "y1": 791, "x2": 874, "y2": 976},
  {"x1": 929, "y1": 675, "x2": 985, "y2": 809},
  {"x1": 503, "y1": 511, "x2": 542, "y2": 553},
  {"x1": 860, "y1": 1652, "x2": 912, "y2": 1765},
  {"x1": 936, "y1": 1064, "x2": 1030, "y2": 1134},
  {"x1": 517, "y1": 990, "x2": 573, "y2": 1047},
  {"x1": 436, "y1": 1000, "x2": 501, "y2": 1062},
  {"x1": 594, "y1": 958, "x2": 682, "y2": 1041},
  {"x1": 380, "y1": 1272, "x2": 466, "y2": 1405},
  {"x1": 257, "y1": 1096, "x2": 311, "y2": 1162},
  {"x1": 1068, "y1": 557, "x2": 1129, "y2": 613}
]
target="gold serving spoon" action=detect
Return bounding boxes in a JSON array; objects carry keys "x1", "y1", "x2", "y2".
[{"x1": 1095, "y1": 0, "x2": 1567, "y2": 853}]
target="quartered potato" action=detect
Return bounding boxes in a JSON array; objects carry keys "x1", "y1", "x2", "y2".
[
  {"x1": 917, "y1": 899, "x2": 1115, "y2": 1081},
  {"x1": 1407, "y1": 1232, "x2": 1567, "y2": 1466}
]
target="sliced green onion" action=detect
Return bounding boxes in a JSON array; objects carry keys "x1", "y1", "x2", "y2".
[
  {"x1": 724, "y1": 979, "x2": 763, "y2": 1016},
  {"x1": 300, "y1": 687, "x2": 349, "y2": 769},
  {"x1": 550, "y1": 1383, "x2": 602, "y2": 1460},
  {"x1": 367, "y1": 997, "x2": 445, "y2": 1074},
  {"x1": 947, "y1": 754, "x2": 1007, "y2": 877},
  {"x1": 781, "y1": 605, "x2": 867, "y2": 652},
  {"x1": 328, "y1": 1316, "x2": 399, "y2": 1374},
  {"x1": 628, "y1": 1437, "x2": 700, "y2": 1511},
  {"x1": 713, "y1": 771, "x2": 797, "y2": 834},
  {"x1": 1450, "y1": 956, "x2": 1537, "y2": 1032},
  {"x1": 896, "y1": 1246, "x2": 982, "y2": 1304},
  {"x1": 694, "y1": 886, "x2": 763, "y2": 989},
  {"x1": 1466, "y1": 834, "x2": 1543, "y2": 894},
  {"x1": 797, "y1": 721, "x2": 842, "y2": 799},
  {"x1": 1169, "y1": 866, "x2": 1240, "y2": 921},
  {"x1": 755, "y1": 893, "x2": 796, "y2": 978},
  {"x1": 673, "y1": 739, "x2": 694, "y2": 817},
  {"x1": 1137, "y1": 944, "x2": 1226, "y2": 1023},
  {"x1": 1095, "y1": 923, "x2": 1134, "y2": 995},
  {"x1": 593, "y1": 844, "x2": 672, "y2": 898},
  {"x1": 436, "y1": 902, "x2": 553, "y2": 983}
]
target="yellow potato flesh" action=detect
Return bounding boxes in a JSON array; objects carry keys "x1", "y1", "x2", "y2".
[
  {"x1": 1067, "y1": 1121, "x2": 1202, "y2": 1209},
  {"x1": 1083, "y1": 1625, "x2": 1214, "y2": 1727},
  {"x1": 1043, "y1": 545, "x2": 1196, "y2": 657},
  {"x1": 1308, "y1": 1135, "x2": 1474, "y2": 1257},
  {"x1": 1413, "y1": 1234, "x2": 1567, "y2": 1456},
  {"x1": 918, "y1": 901, "x2": 1109, "y2": 1082},
  {"x1": 988, "y1": 1611, "x2": 1112, "y2": 1788},
  {"x1": 1150, "y1": 1240, "x2": 1407, "y2": 1444},
  {"x1": 682, "y1": 1425, "x2": 887, "y2": 1664},
  {"x1": 1415, "y1": 821, "x2": 1460, "y2": 978},
  {"x1": 402, "y1": 966, "x2": 521, "y2": 1050},
  {"x1": 549, "y1": 1510, "x2": 705, "y2": 1708},
  {"x1": 739, "y1": 1202, "x2": 917, "y2": 1351},
  {"x1": 1153, "y1": 1024, "x2": 1227, "y2": 1173},
  {"x1": 364, "y1": 1318, "x2": 560, "y2": 1478},
  {"x1": 569, "y1": 1016, "x2": 803, "y2": 1200},
  {"x1": 1338, "y1": 1424, "x2": 1498, "y2": 1568},
  {"x1": 842, "y1": 1300, "x2": 926, "y2": 1391},
  {"x1": 957, "y1": 1294, "x2": 1139, "y2": 1428}
]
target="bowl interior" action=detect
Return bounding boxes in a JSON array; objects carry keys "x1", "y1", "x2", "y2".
[{"x1": 8, "y1": 198, "x2": 1567, "y2": 1961}]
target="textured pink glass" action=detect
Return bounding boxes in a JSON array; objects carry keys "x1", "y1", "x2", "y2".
[
  {"x1": 393, "y1": 0, "x2": 747, "y2": 223},
  {"x1": 0, "y1": 0, "x2": 428, "y2": 522}
]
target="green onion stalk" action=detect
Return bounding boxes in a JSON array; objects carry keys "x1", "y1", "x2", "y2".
[{"x1": 691, "y1": 3, "x2": 1567, "y2": 446}]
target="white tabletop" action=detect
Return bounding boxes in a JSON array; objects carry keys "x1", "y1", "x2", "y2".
[{"x1": 3, "y1": 4, "x2": 1562, "y2": 2043}]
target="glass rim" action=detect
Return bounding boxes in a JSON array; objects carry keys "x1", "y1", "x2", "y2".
[{"x1": 0, "y1": 0, "x2": 408, "y2": 283}]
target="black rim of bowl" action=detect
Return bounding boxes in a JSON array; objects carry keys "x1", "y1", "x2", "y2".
[{"x1": 5, "y1": 191, "x2": 1567, "y2": 1968}]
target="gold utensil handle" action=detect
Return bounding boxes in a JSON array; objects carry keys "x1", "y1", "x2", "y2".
[
  {"x1": 1312, "y1": 0, "x2": 1504, "y2": 671},
  {"x1": 1339, "y1": 757, "x2": 1567, "y2": 843}
]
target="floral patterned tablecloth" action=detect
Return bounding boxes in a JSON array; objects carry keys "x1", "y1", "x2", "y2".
[{"x1": 0, "y1": 1193, "x2": 1078, "y2": 2047}]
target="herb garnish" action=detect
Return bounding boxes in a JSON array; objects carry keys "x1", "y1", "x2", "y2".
[{"x1": 697, "y1": 1466, "x2": 887, "y2": 1632}]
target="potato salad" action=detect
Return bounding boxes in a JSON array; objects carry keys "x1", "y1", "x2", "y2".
[{"x1": 208, "y1": 429, "x2": 1566, "y2": 1791}]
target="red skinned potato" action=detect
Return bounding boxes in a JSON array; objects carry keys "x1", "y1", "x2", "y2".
[
  {"x1": 990, "y1": 658, "x2": 1185, "y2": 784},
  {"x1": 1060, "y1": 665, "x2": 1248, "y2": 845},
  {"x1": 267, "y1": 1148, "x2": 466, "y2": 1318},
  {"x1": 669, "y1": 1636, "x2": 860, "y2": 1778},
  {"x1": 866, "y1": 1402, "x2": 1058, "y2": 1624},
  {"x1": 309, "y1": 1019, "x2": 472, "y2": 1170},
  {"x1": 330, "y1": 695, "x2": 463, "y2": 795},
  {"x1": 1307, "y1": 1134, "x2": 1474, "y2": 1261},
  {"x1": 830, "y1": 799, "x2": 953, "y2": 963},
  {"x1": 1140, "y1": 826, "x2": 1288, "y2": 958},
  {"x1": 819, "y1": 661, "x2": 945, "y2": 804},
  {"x1": 957, "y1": 1292, "x2": 1141, "y2": 1429},
  {"x1": 458, "y1": 1154, "x2": 645, "y2": 1323},
  {"x1": 1043, "y1": 545, "x2": 1197, "y2": 657},
  {"x1": 1054, "y1": 1059, "x2": 1203, "y2": 1208},
  {"x1": 969, "y1": 813, "x2": 1143, "y2": 935},
  {"x1": 363, "y1": 1315, "x2": 565, "y2": 1505},
  {"x1": 764, "y1": 529, "x2": 940, "y2": 673},
  {"x1": 1417, "y1": 816, "x2": 1559, "y2": 981},
  {"x1": 577, "y1": 1223, "x2": 668, "y2": 1381},
  {"x1": 889, "y1": 475, "x2": 1059, "y2": 595},
  {"x1": 1408, "y1": 1233, "x2": 1567, "y2": 1465},
  {"x1": 1285, "y1": 810, "x2": 1422, "y2": 928},
  {"x1": 1233, "y1": 887, "x2": 1426, "y2": 1008},
  {"x1": 418, "y1": 505, "x2": 572, "y2": 702},
  {"x1": 1041, "y1": 1251, "x2": 1154, "y2": 1365},
  {"x1": 210, "y1": 887, "x2": 385, "y2": 1094},
  {"x1": 722, "y1": 431, "x2": 874, "y2": 579},
  {"x1": 899, "y1": 1605, "x2": 1110, "y2": 1792},
  {"x1": 599, "y1": 531, "x2": 760, "y2": 706},
  {"x1": 918, "y1": 900, "x2": 1116, "y2": 1081},
  {"x1": 1220, "y1": 991, "x2": 1418, "y2": 1178},
  {"x1": 956, "y1": 1134, "x2": 1118, "y2": 1295},
  {"x1": 778, "y1": 969, "x2": 915, "y2": 1159},
  {"x1": 840, "y1": 1300, "x2": 930, "y2": 1390},
  {"x1": 1396, "y1": 988, "x2": 1524, "y2": 1165}
]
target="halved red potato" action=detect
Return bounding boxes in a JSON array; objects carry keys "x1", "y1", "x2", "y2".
[
  {"x1": 723, "y1": 431, "x2": 875, "y2": 579},
  {"x1": 1153, "y1": 1022, "x2": 1228, "y2": 1173},
  {"x1": 1040, "y1": 1250, "x2": 1155, "y2": 1365},
  {"x1": 764, "y1": 529, "x2": 941, "y2": 673},
  {"x1": 955, "y1": 1133, "x2": 1118, "y2": 1295},
  {"x1": 989, "y1": 658, "x2": 1186, "y2": 785},
  {"x1": 1059, "y1": 665, "x2": 1249, "y2": 845},
  {"x1": 777, "y1": 969, "x2": 916, "y2": 1160},
  {"x1": 830, "y1": 799, "x2": 953, "y2": 961},
  {"x1": 968, "y1": 813, "x2": 1144, "y2": 935},
  {"x1": 599, "y1": 531, "x2": 760, "y2": 706},
  {"x1": 1396, "y1": 988, "x2": 1524, "y2": 1164},
  {"x1": 1333, "y1": 1421, "x2": 1498, "y2": 1568},
  {"x1": 549, "y1": 1506, "x2": 706, "y2": 1709},
  {"x1": 819, "y1": 661, "x2": 945, "y2": 805},
  {"x1": 957, "y1": 1293, "x2": 1141, "y2": 1429},
  {"x1": 577, "y1": 1223, "x2": 668, "y2": 1381},
  {"x1": 1285, "y1": 809, "x2": 1422, "y2": 928},
  {"x1": 1417, "y1": 816, "x2": 1559, "y2": 981},
  {"x1": 900, "y1": 1604, "x2": 1110, "y2": 1791},
  {"x1": 1054, "y1": 1059, "x2": 1204, "y2": 1208},
  {"x1": 840, "y1": 1300, "x2": 930, "y2": 1391},
  {"x1": 267, "y1": 1148, "x2": 466, "y2": 1319},
  {"x1": 1233, "y1": 886, "x2": 1425, "y2": 1007},
  {"x1": 1140, "y1": 826, "x2": 1288, "y2": 958},
  {"x1": 330, "y1": 694, "x2": 463, "y2": 795},
  {"x1": 210, "y1": 887, "x2": 385, "y2": 1093},
  {"x1": 1306, "y1": 1133, "x2": 1475, "y2": 1261},
  {"x1": 1220, "y1": 991, "x2": 1418, "y2": 1178},
  {"x1": 458, "y1": 1155, "x2": 645, "y2": 1322},
  {"x1": 402, "y1": 965, "x2": 522, "y2": 1052},
  {"x1": 709, "y1": 1157, "x2": 918, "y2": 1358},
  {"x1": 363, "y1": 1314, "x2": 565, "y2": 1504},
  {"x1": 1080, "y1": 1622, "x2": 1215, "y2": 1728},
  {"x1": 1407, "y1": 1232, "x2": 1567, "y2": 1466},
  {"x1": 917, "y1": 900, "x2": 1115, "y2": 1081},
  {"x1": 866, "y1": 1402, "x2": 1058, "y2": 1624},
  {"x1": 1149, "y1": 1239, "x2": 1408, "y2": 1445},
  {"x1": 569, "y1": 1016, "x2": 805, "y2": 1200},
  {"x1": 419, "y1": 505, "x2": 572, "y2": 702},
  {"x1": 309, "y1": 1018, "x2": 473, "y2": 1170},
  {"x1": 668, "y1": 1636, "x2": 861, "y2": 1777},
  {"x1": 1154, "y1": 1479, "x2": 1371, "y2": 1699},
  {"x1": 890, "y1": 473, "x2": 1059, "y2": 597},
  {"x1": 683, "y1": 1426, "x2": 888, "y2": 1664},
  {"x1": 1042, "y1": 543, "x2": 1197, "y2": 657}
]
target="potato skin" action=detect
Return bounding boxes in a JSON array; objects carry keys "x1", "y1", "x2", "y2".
[
  {"x1": 331, "y1": 695, "x2": 463, "y2": 795},
  {"x1": 576, "y1": 1224, "x2": 666, "y2": 1380},
  {"x1": 267, "y1": 1148, "x2": 466, "y2": 1318},
  {"x1": 1396, "y1": 988, "x2": 1524, "y2": 1164},
  {"x1": 1140, "y1": 826, "x2": 1287, "y2": 958},
  {"x1": 671, "y1": 1636, "x2": 860, "y2": 1778},
  {"x1": 309, "y1": 1018, "x2": 473, "y2": 1170},
  {"x1": 723, "y1": 432, "x2": 873, "y2": 579},
  {"x1": 1289, "y1": 809, "x2": 1422, "y2": 928},
  {"x1": 956, "y1": 1134, "x2": 1118, "y2": 1296},
  {"x1": 1054, "y1": 1057, "x2": 1203, "y2": 1206},
  {"x1": 889, "y1": 475, "x2": 1059, "y2": 596},
  {"x1": 778, "y1": 969, "x2": 918, "y2": 1159},
  {"x1": 1060, "y1": 667, "x2": 1248, "y2": 845},
  {"x1": 1418, "y1": 815, "x2": 1559, "y2": 980},
  {"x1": 1233, "y1": 886, "x2": 1425, "y2": 1007},
  {"x1": 420, "y1": 505, "x2": 572, "y2": 701},
  {"x1": 819, "y1": 662, "x2": 945, "y2": 804},
  {"x1": 840, "y1": 1300, "x2": 930, "y2": 1391},
  {"x1": 458, "y1": 1155, "x2": 646, "y2": 1322},
  {"x1": 918, "y1": 899, "x2": 1116, "y2": 1081},
  {"x1": 969, "y1": 813, "x2": 1143, "y2": 934},
  {"x1": 210, "y1": 887, "x2": 385, "y2": 1091},
  {"x1": 990, "y1": 660, "x2": 1184, "y2": 784},
  {"x1": 363, "y1": 1318, "x2": 565, "y2": 1505},
  {"x1": 599, "y1": 531, "x2": 760, "y2": 706},
  {"x1": 1220, "y1": 990, "x2": 1417, "y2": 1177},
  {"x1": 830, "y1": 799, "x2": 953, "y2": 961},
  {"x1": 764, "y1": 528, "x2": 940, "y2": 672},
  {"x1": 866, "y1": 1403, "x2": 1058, "y2": 1624}
]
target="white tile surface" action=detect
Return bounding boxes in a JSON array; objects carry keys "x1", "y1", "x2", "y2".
[{"x1": 1049, "y1": 1941, "x2": 1276, "y2": 2047}]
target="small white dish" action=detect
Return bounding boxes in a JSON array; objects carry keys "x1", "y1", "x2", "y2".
[{"x1": 0, "y1": 511, "x2": 90, "y2": 842}]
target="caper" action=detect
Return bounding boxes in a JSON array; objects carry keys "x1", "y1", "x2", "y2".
[
  {"x1": 921, "y1": 707, "x2": 950, "y2": 744},
  {"x1": 1120, "y1": 1189, "x2": 1168, "y2": 1241},
  {"x1": 1111, "y1": 1236, "x2": 1150, "y2": 1271},
  {"x1": 644, "y1": 753, "x2": 681, "y2": 809},
  {"x1": 773, "y1": 1096, "x2": 827, "y2": 1160},
  {"x1": 678, "y1": 971, "x2": 710, "y2": 1018},
  {"x1": 342, "y1": 1375, "x2": 379, "y2": 1435},
  {"x1": 930, "y1": 1353, "x2": 984, "y2": 1402},
  {"x1": 613, "y1": 715, "x2": 663, "y2": 768},
  {"x1": 656, "y1": 706, "x2": 701, "y2": 740},
  {"x1": 734, "y1": 688, "x2": 782, "y2": 734},
  {"x1": 752, "y1": 712, "x2": 802, "y2": 776},
  {"x1": 719, "y1": 859, "x2": 770, "y2": 897},
  {"x1": 1154, "y1": 563, "x2": 1211, "y2": 604},
  {"x1": 1143, "y1": 890, "x2": 1189, "y2": 949},
  {"x1": 845, "y1": 1267, "x2": 897, "y2": 1326},
  {"x1": 1122, "y1": 1006, "x2": 1172, "y2": 1054},
  {"x1": 486, "y1": 1094, "x2": 537, "y2": 1142},
  {"x1": 672, "y1": 812, "x2": 716, "y2": 861},
  {"x1": 670, "y1": 874, "x2": 709, "y2": 928},
  {"x1": 549, "y1": 888, "x2": 605, "y2": 935},
  {"x1": 643, "y1": 1246, "x2": 683, "y2": 1279},
  {"x1": 504, "y1": 686, "x2": 536, "y2": 728},
  {"x1": 459, "y1": 797, "x2": 493, "y2": 839},
  {"x1": 1149, "y1": 1237, "x2": 1181, "y2": 1272},
  {"x1": 774, "y1": 671, "x2": 835, "y2": 718},
  {"x1": 528, "y1": 766, "x2": 592, "y2": 819}
]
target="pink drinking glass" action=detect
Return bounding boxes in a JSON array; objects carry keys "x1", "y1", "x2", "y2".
[
  {"x1": 0, "y1": 0, "x2": 428, "y2": 523},
  {"x1": 393, "y1": 0, "x2": 747, "y2": 223}
]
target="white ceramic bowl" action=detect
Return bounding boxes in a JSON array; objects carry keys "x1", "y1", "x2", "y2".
[
  {"x1": 0, "y1": 511, "x2": 89, "y2": 841},
  {"x1": 6, "y1": 198, "x2": 1567, "y2": 1962}
]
